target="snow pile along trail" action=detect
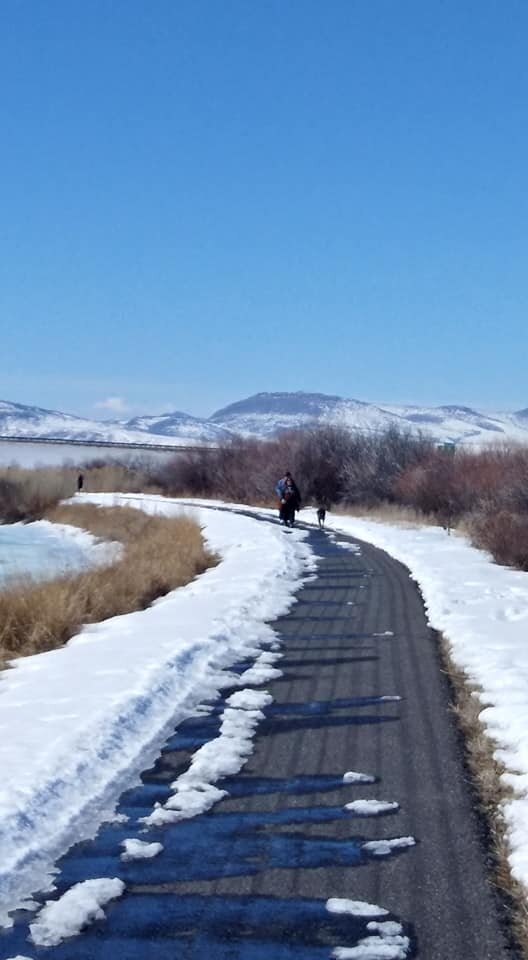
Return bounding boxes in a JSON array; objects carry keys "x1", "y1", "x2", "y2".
[
  {"x1": 311, "y1": 508, "x2": 528, "y2": 892},
  {"x1": 0, "y1": 495, "x2": 314, "y2": 926}
]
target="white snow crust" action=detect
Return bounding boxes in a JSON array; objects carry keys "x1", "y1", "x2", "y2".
[
  {"x1": 345, "y1": 800, "x2": 399, "y2": 816},
  {"x1": 362, "y1": 837, "x2": 416, "y2": 856},
  {"x1": 142, "y1": 689, "x2": 272, "y2": 826},
  {"x1": 326, "y1": 899, "x2": 389, "y2": 917},
  {"x1": 29, "y1": 878, "x2": 125, "y2": 946},
  {"x1": 0, "y1": 494, "x2": 314, "y2": 926},
  {"x1": 120, "y1": 838, "x2": 163, "y2": 861},
  {"x1": 333, "y1": 918, "x2": 409, "y2": 959},
  {"x1": 343, "y1": 771, "x2": 376, "y2": 784}
]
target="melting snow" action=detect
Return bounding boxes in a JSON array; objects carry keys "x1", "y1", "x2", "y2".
[
  {"x1": 120, "y1": 838, "x2": 163, "y2": 861},
  {"x1": 345, "y1": 800, "x2": 399, "y2": 816},
  {"x1": 142, "y1": 688, "x2": 271, "y2": 827},
  {"x1": 29, "y1": 878, "x2": 125, "y2": 947},
  {"x1": 326, "y1": 899, "x2": 389, "y2": 917},
  {"x1": 343, "y1": 771, "x2": 376, "y2": 784}
]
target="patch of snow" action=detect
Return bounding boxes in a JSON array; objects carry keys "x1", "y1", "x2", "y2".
[
  {"x1": 333, "y1": 934, "x2": 409, "y2": 958},
  {"x1": 326, "y1": 899, "x2": 389, "y2": 917},
  {"x1": 29, "y1": 878, "x2": 125, "y2": 947},
  {"x1": 236, "y1": 650, "x2": 283, "y2": 685},
  {"x1": 362, "y1": 837, "x2": 416, "y2": 856},
  {"x1": 120, "y1": 838, "x2": 163, "y2": 861},
  {"x1": 345, "y1": 800, "x2": 399, "y2": 816},
  {"x1": 367, "y1": 922, "x2": 405, "y2": 936},
  {"x1": 343, "y1": 771, "x2": 376, "y2": 784}
]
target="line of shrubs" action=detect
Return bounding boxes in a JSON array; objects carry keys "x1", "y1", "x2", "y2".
[{"x1": 154, "y1": 427, "x2": 528, "y2": 571}]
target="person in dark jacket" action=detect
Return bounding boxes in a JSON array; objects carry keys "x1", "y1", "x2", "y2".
[
  {"x1": 77, "y1": 472, "x2": 84, "y2": 493},
  {"x1": 275, "y1": 471, "x2": 301, "y2": 527}
]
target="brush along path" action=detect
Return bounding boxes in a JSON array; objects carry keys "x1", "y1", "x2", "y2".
[
  {"x1": 0, "y1": 515, "x2": 516, "y2": 959},
  {"x1": 0, "y1": 504, "x2": 215, "y2": 660}
]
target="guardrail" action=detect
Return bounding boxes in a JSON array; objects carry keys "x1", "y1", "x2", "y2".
[{"x1": 0, "y1": 435, "x2": 215, "y2": 453}]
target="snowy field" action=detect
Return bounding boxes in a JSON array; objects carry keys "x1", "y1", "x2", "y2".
[
  {"x1": 0, "y1": 520, "x2": 119, "y2": 588},
  {"x1": 0, "y1": 496, "x2": 314, "y2": 927}
]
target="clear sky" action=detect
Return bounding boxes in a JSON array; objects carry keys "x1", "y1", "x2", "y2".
[{"x1": 1, "y1": 0, "x2": 527, "y2": 419}]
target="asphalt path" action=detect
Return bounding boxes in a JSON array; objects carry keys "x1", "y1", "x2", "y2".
[{"x1": 0, "y1": 516, "x2": 518, "y2": 959}]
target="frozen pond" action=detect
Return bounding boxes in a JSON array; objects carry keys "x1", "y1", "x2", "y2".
[
  {"x1": 0, "y1": 520, "x2": 119, "y2": 588},
  {"x1": 0, "y1": 439, "x2": 185, "y2": 468}
]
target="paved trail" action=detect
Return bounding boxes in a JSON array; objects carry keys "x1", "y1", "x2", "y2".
[{"x1": 0, "y1": 519, "x2": 517, "y2": 959}]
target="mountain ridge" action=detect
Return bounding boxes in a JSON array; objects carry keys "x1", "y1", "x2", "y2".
[{"x1": 1, "y1": 393, "x2": 528, "y2": 448}]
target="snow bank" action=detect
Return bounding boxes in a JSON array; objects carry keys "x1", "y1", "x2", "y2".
[
  {"x1": 143, "y1": 688, "x2": 272, "y2": 826},
  {"x1": 318, "y1": 509, "x2": 528, "y2": 891},
  {"x1": 0, "y1": 495, "x2": 314, "y2": 926},
  {"x1": 29, "y1": 877, "x2": 124, "y2": 946}
]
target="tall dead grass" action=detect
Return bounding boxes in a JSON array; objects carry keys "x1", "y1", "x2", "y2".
[
  {"x1": 0, "y1": 467, "x2": 77, "y2": 521},
  {"x1": 0, "y1": 504, "x2": 216, "y2": 662},
  {"x1": 0, "y1": 462, "x2": 156, "y2": 522}
]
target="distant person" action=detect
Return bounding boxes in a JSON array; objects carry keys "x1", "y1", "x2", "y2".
[
  {"x1": 317, "y1": 506, "x2": 326, "y2": 528},
  {"x1": 77, "y1": 472, "x2": 84, "y2": 493},
  {"x1": 275, "y1": 471, "x2": 301, "y2": 527}
]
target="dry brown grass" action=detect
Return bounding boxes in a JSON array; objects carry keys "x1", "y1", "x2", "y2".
[
  {"x1": 0, "y1": 466, "x2": 77, "y2": 521},
  {"x1": 0, "y1": 504, "x2": 217, "y2": 663},
  {"x1": 0, "y1": 462, "x2": 157, "y2": 522},
  {"x1": 439, "y1": 634, "x2": 528, "y2": 955}
]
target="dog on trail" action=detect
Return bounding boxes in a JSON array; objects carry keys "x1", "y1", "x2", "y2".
[{"x1": 317, "y1": 507, "x2": 326, "y2": 528}]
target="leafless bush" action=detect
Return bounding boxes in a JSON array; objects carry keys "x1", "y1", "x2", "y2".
[
  {"x1": 469, "y1": 510, "x2": 528, "y2": 571},
  {"x1": 340, "y1": 427, "x2": 432, "y2": 506}
]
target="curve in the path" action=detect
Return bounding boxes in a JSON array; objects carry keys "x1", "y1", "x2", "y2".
[{"x1": 0, "y1": 518, "x2": 517, "y2": 960}]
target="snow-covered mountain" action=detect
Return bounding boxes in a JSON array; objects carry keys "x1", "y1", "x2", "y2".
[
  {"x1": 2, "y1": 393, "x2": 528, "y2": 448},
  {"x1": 0, "y1": 400, "x2": 204, "y2": 446},
  {"x1": 123, "y1": 412, "x2": 231, "y2": 443},
  {"x1": 210, "y1": 392, "x2": 528, "y2": 446}
]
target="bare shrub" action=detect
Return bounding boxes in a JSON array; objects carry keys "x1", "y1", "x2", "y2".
[
  {"x1": 340, "y1": 427, "x2": 432, "y2": 506},
  {"x1": 0, "y1": 506, "x2": 216, "y2": 661},
  {"x1": 469, "y1": 510, "x2": 528, "y2": 571}
]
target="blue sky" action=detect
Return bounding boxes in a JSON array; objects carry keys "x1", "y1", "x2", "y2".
[{"x1": 1, "y1": 0, "x2": 527, "y2": 419}]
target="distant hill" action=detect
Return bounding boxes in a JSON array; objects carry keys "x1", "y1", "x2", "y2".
[
  {"x1": 0, "y1": 400, "x2": 209, "y2": 446},
  {"x1": 210, "y1": 392, "x2": 528, "y2": 446},
  {"x1": 2, "y1": 393, "x2": 528, "y2": 448}
]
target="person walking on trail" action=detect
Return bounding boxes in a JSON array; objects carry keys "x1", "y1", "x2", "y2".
[
  {"x1": 77, "y1": 472, "x2": 84, "y2": 494},
  {"x1": 275, "y1": 471, "x2": 301, "y2": 527}
]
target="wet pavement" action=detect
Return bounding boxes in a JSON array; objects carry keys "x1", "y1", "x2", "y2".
[{"x1": 0, "y1": 522, "x2": 517, "y2": 959}]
